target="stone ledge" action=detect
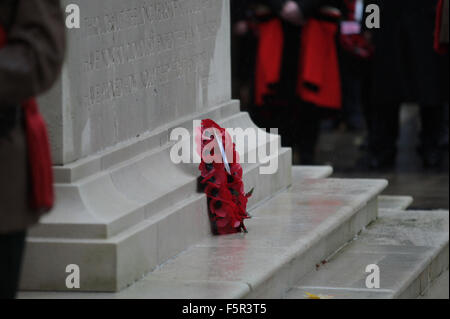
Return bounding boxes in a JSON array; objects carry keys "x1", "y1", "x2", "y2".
[
  {"x1": 292, "y1": 166, "x2": 333, "y2": 180},
  {"x1": 378, "y1": 195, "x2": 414, "y2": 212},
  {"x1": 19, "y1": 279, "x2": 251, "y2": 300},
  {"x1": 52, "y1": 100, "x2": 241, "y2": 184}
]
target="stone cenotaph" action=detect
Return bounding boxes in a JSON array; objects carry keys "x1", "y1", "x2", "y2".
[{"x1": 20, "y1": 0, "x2": 292, "y2": 292}]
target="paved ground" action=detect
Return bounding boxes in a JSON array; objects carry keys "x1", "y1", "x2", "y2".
[{"x1": 306, "y1": 105, "x2": 449, "y2": 210}]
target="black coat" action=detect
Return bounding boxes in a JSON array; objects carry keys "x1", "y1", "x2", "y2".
[
  {"x1": 232, "y1": 0, "x2": 342, "y2": 21},
  {"x1": 365, "y1": 0, "x2": 449, "y2": 106}
]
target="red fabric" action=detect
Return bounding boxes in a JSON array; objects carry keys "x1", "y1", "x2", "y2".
[
  {"x1": 434, "y1": 0, "x2": 448, "y2": 54},
  {"x1": 297, "y1": 19, "x2": 342, "y2": 109},
  {"x1": 22, "y1": 99, "x2": 54, "y2": 211},
  {"x1": 254, "y1": 19, "x2": 284, "y2": 106},
  {"x1": 0, "y1": 25, "x2": 54, "y2": 212}
]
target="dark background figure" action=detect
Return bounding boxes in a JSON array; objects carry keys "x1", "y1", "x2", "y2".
[
  {"x1": 312, "y1": 0, "x2": 448, "y2": 210},
  {"x1": 231, "y1": 0, "x2": 344, "y2": 165},
  {"x1": 0, "y1": 0, "x2": 65, "y2": 299},
  {"x1": 362, "y1": 0, "x2": 449, "y2": 170},
  {"x1": 232, "y1": 0, "x2": 449, "y2": 209},
  {"x1": 337, "y1": 0, "x2": 372, "y2": 131}
]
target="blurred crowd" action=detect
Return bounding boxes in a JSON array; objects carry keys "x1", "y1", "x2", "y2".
[{"x1": 231, "y1": 0, "x2": 449, "y2": 170}]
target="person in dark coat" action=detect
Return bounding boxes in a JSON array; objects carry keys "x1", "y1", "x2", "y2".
[
  {"x1": 338, "y1": 0, "x2": 372, "y2": 131},
  {"x1": 232, "y1": 0, "x2": 344, "y2": 164},
  {"x1": 0, "y1": 0, "x2": 65, "y2": 299},
  {"x1": 362, "y1": 0, "x2": 449, "y2": 169}
]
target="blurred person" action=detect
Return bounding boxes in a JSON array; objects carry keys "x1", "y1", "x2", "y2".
[
  {"x1": 361, "y1": 0, "x2": 449, "y2": 170},
  {"x1": 231, "y1": 0, "x2": 305, "y2": 135},
  {"x1": 435, "y1": 0, "x2": 449, "y2": 150},
  {"x1": 338, "y1": 0, "x2": 373, "y2": 131},
  {"x1": 232, "y1": 0, "x2": 344, "y2": 164},
  {"x1": 231, "y1": 0, "x2": 259, "y2": 110},
  {"x1": 0, "y1": 0, "x2": 65, "y2": 299}
]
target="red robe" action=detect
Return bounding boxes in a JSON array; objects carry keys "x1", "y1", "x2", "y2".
[
  {"x1": 0, "y1": 25, "x2": 54, "y2": 212},
  {"x1": 254, "y1": 19, "x2": 284, "y2": 107},
  {"x1": 254, "y1": 17, "x2": 342, "y2": 109},
  {"x1": 297, "y1": 18, "x2": 342, "y2": 109}
]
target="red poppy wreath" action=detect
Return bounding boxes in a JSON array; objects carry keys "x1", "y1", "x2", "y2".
[{"x1": 198, "y1": 119, "x2": 253, "y2": 235}]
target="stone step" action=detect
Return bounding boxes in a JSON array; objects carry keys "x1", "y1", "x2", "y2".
[
  {"x1": 378, "y1": 195, "x2": 414, "y2": 211},
  {"x1": 285, "y1": 209, "x2": 449, "y2": 299},
  {"x1": 419, "y1": 269, "x2": 449, "y2": 299},
  {"x1": 20, "y1": 102, "x2": 299, "y2": 292},
  {"x1": 292, "y1": 166, "x2": 333, "y2": 181},
  {"x1": 19, "y1": 146, "x2": 292, "y2": 292},
  {"x1": 19, "y1": 177, "x2": 388, "y2": 298}
]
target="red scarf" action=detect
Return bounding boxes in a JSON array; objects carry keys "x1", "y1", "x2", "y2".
[{"x1": 0, "y1": 25, "x2": 54, "y2": 213}]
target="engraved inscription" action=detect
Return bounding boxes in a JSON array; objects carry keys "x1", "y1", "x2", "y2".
[
  {"x1": 78, "y1": 0, "x2": 222, "y2": 108},
  {"x1": 61, "y1": 0, "x2": 228, "y2": 160}
]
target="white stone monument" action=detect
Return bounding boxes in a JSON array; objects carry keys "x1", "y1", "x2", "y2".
[{"x1": 20, "y1": 0, "x2": 292, "y2": 292}]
